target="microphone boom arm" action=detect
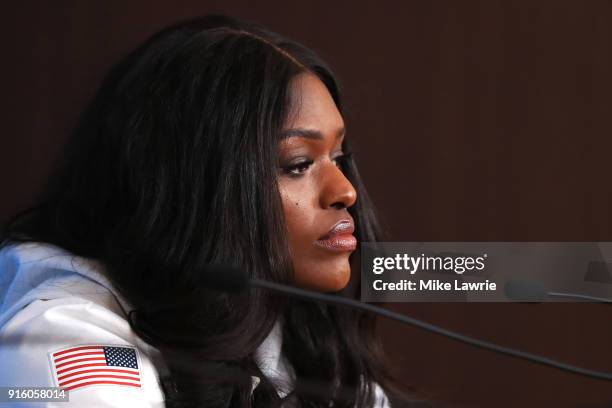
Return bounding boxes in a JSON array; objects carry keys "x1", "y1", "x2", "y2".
[{"x1": 251, "y1": 278, "x2": 612, "y2": 382}]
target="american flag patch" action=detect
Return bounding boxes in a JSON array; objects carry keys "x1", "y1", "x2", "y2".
[{"x1": 49, "y1": 345, "x2": 142, "y2": 391}]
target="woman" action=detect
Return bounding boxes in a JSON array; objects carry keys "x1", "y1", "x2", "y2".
[{"x1": 0, "y1": 15, "x2": 409, "y2": 407}]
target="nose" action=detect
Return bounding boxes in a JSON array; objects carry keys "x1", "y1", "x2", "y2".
[{"x1": 319, "y1": 163, "x2": 357, "y2": 210}]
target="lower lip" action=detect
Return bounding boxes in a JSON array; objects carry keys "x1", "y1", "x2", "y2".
[{"x1": 315, "y1": 234, "x2": 357, "y2": 252}]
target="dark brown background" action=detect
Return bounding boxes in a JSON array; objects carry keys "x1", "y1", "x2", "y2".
[{"x1": 2, "y1": 1, "x2": 612, "y2": 407}]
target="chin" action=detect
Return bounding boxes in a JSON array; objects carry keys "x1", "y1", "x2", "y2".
[
  {"x1": 294, "y1": 259, "x2": 352, "y2": 293},
  {"x1": 326, "y1": 265, "x2": 351, "y2": 292},
  {"x1": 316, "y1": 259, "x2": 352, "y2": 292}
]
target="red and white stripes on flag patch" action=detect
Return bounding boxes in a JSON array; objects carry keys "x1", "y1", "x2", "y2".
[{"x1": 49, "y1": 345, "x2": 142, "y2": 391}]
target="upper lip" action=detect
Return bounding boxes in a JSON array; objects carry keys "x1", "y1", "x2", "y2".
[{"x1": 318, "y1": 218, "x2": 355, "y2": 240}]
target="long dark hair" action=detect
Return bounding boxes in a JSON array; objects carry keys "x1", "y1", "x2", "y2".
[{"x1": 2, "y1": 15, "x2": 409, "y2": 407}]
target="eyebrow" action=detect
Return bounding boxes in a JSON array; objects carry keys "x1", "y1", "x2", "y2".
[{"x1": 281, "y1": 127, "x2": 346, "y2": 140}]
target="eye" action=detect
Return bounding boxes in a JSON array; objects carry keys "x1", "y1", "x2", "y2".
[
  {"x1": 281, "y1": 159, "x2": 314, "y2": 177},
  {"x1": 331, "y1": 152, "x2": 352, "y2": 168}
]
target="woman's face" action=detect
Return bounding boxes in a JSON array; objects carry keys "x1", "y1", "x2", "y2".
[{"x1": 277, "y1": 72, "x2": 358, "y2": 292}]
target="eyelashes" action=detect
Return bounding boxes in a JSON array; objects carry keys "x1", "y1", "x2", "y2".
[
  {"x1": 332, "y1": 151, "x2": 353, "y2": 167},
  {"x1": 280, "y1": 152, "x2": 353, "y2": 178},
  {"x1": 282, "y1": 159, "x2": 314, "y2": 177}
]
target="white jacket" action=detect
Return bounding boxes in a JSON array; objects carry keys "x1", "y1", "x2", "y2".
[{"x1": 0, "y1": 242, "x2": 390, "y2": 407}]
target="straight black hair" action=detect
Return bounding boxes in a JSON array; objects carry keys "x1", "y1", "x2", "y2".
[{"x1": 2, "y1": 15, "x2": 412, "y2": 407}]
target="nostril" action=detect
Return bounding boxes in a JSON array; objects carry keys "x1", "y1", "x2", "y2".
[{"x1": 330, "y1": 202, "x2": 346, "y2": 210}]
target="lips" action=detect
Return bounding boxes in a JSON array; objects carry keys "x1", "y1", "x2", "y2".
[{"x1": 315, "y1": 219, "x2": 357, "y2": 252}]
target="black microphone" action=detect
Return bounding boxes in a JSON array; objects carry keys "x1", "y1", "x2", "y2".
[
  {"x1": 201, "y1": 265, "x2": 612, "y2": 382},
  {"x1": 504, "y1": 279, "x2": 612, "y2": 303}
]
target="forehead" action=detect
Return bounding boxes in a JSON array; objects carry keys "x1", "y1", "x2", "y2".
[{"x1": 284, "y1": 72, "x2": 344, "y2": 132}]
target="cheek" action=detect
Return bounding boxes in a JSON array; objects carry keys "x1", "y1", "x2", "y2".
[
  {"x1": 278, "y1": 180, "x2": 352, "y2": 292},
  {"x1": 278, "y1": 182, "x2": 322, "y2": 282},
  {"x1": 279, "y1": 183, "x2": 314, "y2": 251}
]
